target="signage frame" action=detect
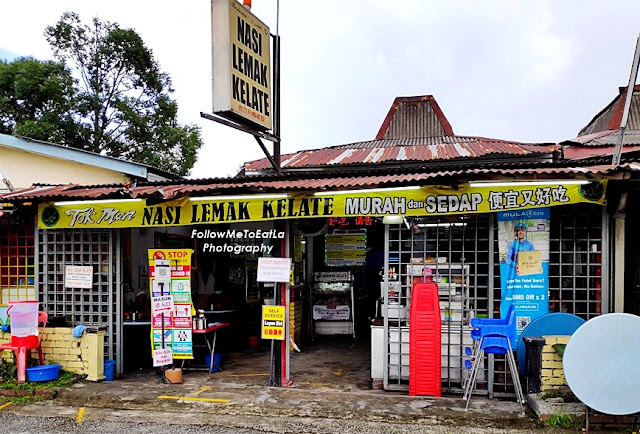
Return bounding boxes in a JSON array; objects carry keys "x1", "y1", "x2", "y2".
[{"x1": 212, "y1": 0, "x2": 272, "y2": 130}]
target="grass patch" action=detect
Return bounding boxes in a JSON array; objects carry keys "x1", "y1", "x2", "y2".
[
  {"x1": 543, "y1": 413, "x2": 582, "y2": 429},
  {"x1": 539, "y1": 391, "x2": 561, "y2": 400},
  {"x1": 1, "y1": 394, "x2": 50, "y2": 404},
  {"x1": 0, "y1": 366, "x2": 84, "y2": 404},
  {"x1": 0, "y1": 370, "x2": 79, "y2": 391}
]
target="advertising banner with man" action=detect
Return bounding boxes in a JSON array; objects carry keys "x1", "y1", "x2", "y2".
[{"x1": 498, "y1": 208, "x2": 550, "y2": 335}]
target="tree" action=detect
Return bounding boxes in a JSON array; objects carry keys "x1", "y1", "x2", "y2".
[
  {"x1": 0, "y1": 57, "x2": 86, "y2": 145},
  {"x1": 45, "y1": 12, "x2": 202, "y2": 176}
]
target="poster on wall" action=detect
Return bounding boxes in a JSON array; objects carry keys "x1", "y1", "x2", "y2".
[
  {"x1": 498, "y1": 208, "x2": 550, "y2": 335},
  {"x1": 325, "y1": 231, "x2": 366, "y2": 267},
  {"x1": 148, "y1": 249, "x2": 194, "y2": 360},
  {"x1": 64, "y1": 265, "x2": 94, "y2": 289}
]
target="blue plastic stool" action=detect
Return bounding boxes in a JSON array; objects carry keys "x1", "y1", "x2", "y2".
[{"x1": 463, "y1": 306, "x2": 524, "y2": 413}]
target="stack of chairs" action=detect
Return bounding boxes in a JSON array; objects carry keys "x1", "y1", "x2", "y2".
[
  {"x1": 409, "y1": 282, "x2": 441, "y2": 397},
  {"x1": 462, "y1": 305, "x2": 525, "y2": 412}
]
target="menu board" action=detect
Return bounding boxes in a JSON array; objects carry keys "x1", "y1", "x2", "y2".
[
  {"x1": 148, "y1": 249, "x2": 193, "y2": 360},
  {"x1": 325, "y1": 231, "x2": 366, "y2": 266}
]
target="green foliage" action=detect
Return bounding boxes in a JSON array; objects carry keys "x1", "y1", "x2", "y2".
[
  {"x1": 539, "y1": 391, "x2": 561, "y2": 400},
  {"x1": 0, "y1": 12, "x2": 202, "y2": 176},
  {"x1": 553, "y1": 343, "x2": 566, "y2": 358},
  {"x1": 0, "y1": 369, "x2": 81, "y2": 404},
  {"x1": 3, "y1": 395, "x2": 46, "y2": 404},
  {"x1": 0, "y1": 369, "x2": 78, "y2": 392},
  {"x1": 0, "y1": 57, "x2": 85, "y2": 144},
  {"x1": 542, "y1": 414, "x2": 582, "y2": 429},
  {"x1": 0, "y1": 360, "x2": 16, "y2": 382}
]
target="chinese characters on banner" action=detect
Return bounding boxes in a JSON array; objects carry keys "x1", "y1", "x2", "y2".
[
  {"x1": 148, "y1": 249, "x2": 194, "y2": 360},
  {"x1": 498, "y1": 208, "x2": 550, "y2": 335},
  {"x1": 39, "y1": 182, "x2": 606, "y2": 230}
]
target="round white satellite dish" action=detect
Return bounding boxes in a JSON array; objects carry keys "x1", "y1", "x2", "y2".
[{"x1": 563, "y1": 313, "x2": 640, "y2": 415}]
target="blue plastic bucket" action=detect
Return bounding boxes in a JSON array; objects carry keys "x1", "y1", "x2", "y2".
[
  {"x1": 203, "y1": 353, "x2": 222, "y2": 373},
  {"x1": 26, "y1": 364, "x2": 61, "y2": 382},
  {"x1": 104, "y1": 359, "x2": 116, "y2": 381}
]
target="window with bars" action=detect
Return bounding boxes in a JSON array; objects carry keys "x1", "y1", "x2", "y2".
[
  {"x1": 37, "y1": 228, "x2": 120, "y2": 362},
  {"x1": 490, "y1": 203, "x2": 605, "y2": 396},
  {"x1": 0, "y1": 213, "x2": 36, "y2": 303},
  {"x1": 384, "y1": 204, "x2": 606, "y2": 395},
  {"x1": 385, "y1": 214, "x2": 491, "y2": 392}
]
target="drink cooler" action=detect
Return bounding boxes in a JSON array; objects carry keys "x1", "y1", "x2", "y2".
[{"x1": 7, "y1": 300, "x2": 39, "y2": 347}]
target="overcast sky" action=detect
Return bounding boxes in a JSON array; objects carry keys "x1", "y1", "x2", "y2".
[{"x1": 1, "y1": 1, "x2": 640, "y2": 179}]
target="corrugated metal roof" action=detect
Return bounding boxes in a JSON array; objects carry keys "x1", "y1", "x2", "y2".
[
  {"x1": 375, "y1": 96, "x2": 454, "y2": 139},
  {"x1": 571, "y1": 130, "x2": 640, "y2": 146},
  {"x1": 2, "y1": 165, "x2": 627, "y2": 202},
  {"x1": 244, "y1": 137, "x2": 556, "y2": 171},
  {"x1": 579, "y1": 85, "x2": 640, "y2": 136},
  {"x1": 563, "y1": 130, "x2": 640, "y2": 159},
  {"x1": 244, "y1": 95, "x2": 555, "y2": 172}
]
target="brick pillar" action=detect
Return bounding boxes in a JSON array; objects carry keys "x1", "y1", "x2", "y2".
[{"x1": 540, "y1": 335, "x2": 569, "y2": 391}]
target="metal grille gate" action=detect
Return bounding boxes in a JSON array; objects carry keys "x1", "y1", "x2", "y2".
[
  {"x1": 384, "y1": 213, "x2": 491, "y2": 391},
  {"x1": 37, "y1": 228, "x2": 121, "y2": 370},
  {"x1": 383, "y1": 204, "x2": 607, "y2": 394}
]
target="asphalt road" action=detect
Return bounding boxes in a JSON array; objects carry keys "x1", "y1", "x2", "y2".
[{"x1": 0, "y1": 405, "x2": 575, "y2": 434}]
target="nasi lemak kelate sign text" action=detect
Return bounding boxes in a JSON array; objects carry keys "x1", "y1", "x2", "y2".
[
  {"x1": 38, "y1": 182, "x2": 607, "y2": 230},
  {"x1": 212, "y1": 0, "x2": 271, "y2": 129}
]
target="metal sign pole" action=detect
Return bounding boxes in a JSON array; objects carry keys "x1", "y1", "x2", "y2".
[
  {"x1": 158, "y1": 280, "x2": 168, "y2": 383},
  {"x1": 612, "y1": 33, "x2": 640, "y2": 166}
]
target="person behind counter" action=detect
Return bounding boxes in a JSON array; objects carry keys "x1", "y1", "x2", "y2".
[{"x1": 131, "y1": 291, "x2": 151, "y2": 320}]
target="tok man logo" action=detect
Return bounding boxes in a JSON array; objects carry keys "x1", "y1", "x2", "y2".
[
  {"x1": 579, "y1": 181, "x2": 604, "y2": 201},
  {"x1": 41, "y1": 206, "x2": 60, "y2": 227}
]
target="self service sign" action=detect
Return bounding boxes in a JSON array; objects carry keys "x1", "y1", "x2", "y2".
[{"x1": 261, "y1": 305, "x2": 285, "y2": 340}]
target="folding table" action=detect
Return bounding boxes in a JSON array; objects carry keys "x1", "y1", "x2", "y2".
[{"x1": 191, "y1": 322, "x2": 229, "y2": 376}]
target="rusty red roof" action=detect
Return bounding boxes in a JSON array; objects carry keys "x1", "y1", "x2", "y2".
[
  {"x1": 579, "y1": 84, "x2": 640, "y2": 136},
  {"x1": 244, "y1": 136, "x2": 557, "y2": 171},
  {"x1": 245, "y1": 94, "x2": 556, "y2": 172},
  {"x1": 1, "y1": 165, "x2": 629, "y2": 203},
  {"x1": 376, "y1": 95, "x2": 454, "y2": 139},
  {"x1": 563, "y1": 130, "x2": 640, "y2": 160}
]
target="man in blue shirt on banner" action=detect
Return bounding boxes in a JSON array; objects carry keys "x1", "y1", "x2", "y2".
[{"x1": 505, "y1": 223, "x2": 535, "y2": 278}]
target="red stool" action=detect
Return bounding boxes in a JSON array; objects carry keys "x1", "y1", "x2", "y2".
[{"x1": 0, "y1": 311, "x2": 47, "y2": 382}]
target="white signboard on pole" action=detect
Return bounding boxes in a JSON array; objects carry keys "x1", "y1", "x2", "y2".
[
  {"x1": 64, "y1": 265, "x2": 93, "y2": 289},
  {"x1": 153, "y1": 347, "x2": 173, "y2": 367},
  {"x1": 152, "y1": 294, "x2": 174, "y2": 315},
  {"x1": 257, "y1": 257, "x2": 291, "y2": 283}
]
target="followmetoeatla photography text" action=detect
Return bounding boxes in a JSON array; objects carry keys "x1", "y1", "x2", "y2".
[{"x1": 191, "y1": 228, "x2": 284, "y2": 254}]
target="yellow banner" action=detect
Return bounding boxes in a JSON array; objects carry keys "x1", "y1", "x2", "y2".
[
  {"x1": 38, "y1": 181, "x2": 607, "y2": 229},
  {"x1": 261, "y1": 305, "x2": 285, "y2": 340}
]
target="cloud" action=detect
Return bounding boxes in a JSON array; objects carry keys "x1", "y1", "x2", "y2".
[{"x1": 1, "y1": 0, "x2": 640, "y2": 178}]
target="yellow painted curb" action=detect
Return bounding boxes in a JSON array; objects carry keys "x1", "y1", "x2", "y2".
[
  {"x1": 192, "y1": 386, "x2": 211, "y2": 396},
  {"x1": 76, "y1": 407, "x2": 85, "y2": 423},
  {"x1": 158, "y1": 395, "x2": 229, "y2": 403}
]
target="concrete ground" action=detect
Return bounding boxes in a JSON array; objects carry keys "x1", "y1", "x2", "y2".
[{"x1": 42, "y1": 336, "x2": 545, "y2": 430}]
